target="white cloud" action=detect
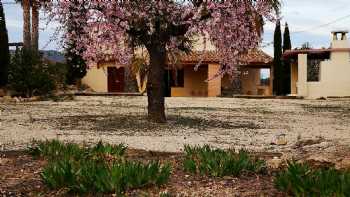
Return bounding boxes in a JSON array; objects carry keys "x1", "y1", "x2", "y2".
[{"x1": 262, "y1": 0, "x2": 350, "y2": 56}]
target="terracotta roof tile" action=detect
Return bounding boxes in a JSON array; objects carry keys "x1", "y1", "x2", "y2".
[
  {"x1": 178, "y1": 49, "x2": 272, "y2": 65},
  {"x1": 99, "y1": 49, "x2": 272, "y2": 66}
]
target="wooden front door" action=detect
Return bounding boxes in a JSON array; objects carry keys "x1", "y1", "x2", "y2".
[{"x1": 108, "y1": 67, "x2": 125, "y2": 92}]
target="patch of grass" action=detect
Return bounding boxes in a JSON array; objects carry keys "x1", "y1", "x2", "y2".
[
  {"x1": 275, "y1": 161, "x2": 350, "y2": 197},
  {"x1": 28, "y1": 139, "x2": 84, "y2": 160},
  {"x1": 87, "y1": 141, "x2": 127, "y2": 161},
  {"x1": 42, "y1": 158, "x2": 171, "y2": 195},
  {"x1": 183, "y1": 145, "x2": 266, "y2": 177},
  {"x1": 28, "y1": 139, "x2": 127, "y2": 161},
  {"x1": 30, "y1": 140, "x2": 170, "y2": 195}
]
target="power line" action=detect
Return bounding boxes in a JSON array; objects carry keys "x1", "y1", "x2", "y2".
[{"x1": 291, "y1": 14, "x2": 350, "y2": 34}]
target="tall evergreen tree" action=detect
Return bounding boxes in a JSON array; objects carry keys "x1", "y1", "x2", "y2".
[
  {"x1": 282, "y1": 22, "x2": 292, "y2": 95},
  {"x1": 0, "y1": 0, "x2": 10, "y2": 87},
  {"x1": 273, "y1": 20, "x2": 283, "y2": 95}
]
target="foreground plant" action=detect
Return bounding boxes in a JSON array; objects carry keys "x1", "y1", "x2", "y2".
[
  {"x1": 42, "y1": 158, "x2": 171, "y2": 195},
  {"x1": 183, "y1": 145, "x2": 266, "y2": 177},
  {"x1": 28, "y1": 139, "x2": 83, "y2": 160},
  {"x1": 29, "y1": 140, "x2": 170, "y2": 195},
  {"x1": 275, "y1": 161, "x2": 350, "y2": 197},
  {"x1": 28, "y1": 139, "x2": 127, "y2": 161}
]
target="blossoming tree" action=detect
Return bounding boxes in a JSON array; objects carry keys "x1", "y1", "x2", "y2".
[{"x1": 49, "y1": 0, "x2": 279, "y2": 123}]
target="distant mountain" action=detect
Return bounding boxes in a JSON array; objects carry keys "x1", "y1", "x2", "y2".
[
  {"x1": 41, "y1": 50, "x2": 66, "y2": 63},
  {"x1": 9, "y1": 49, "x2": 66, "y2": 63}
]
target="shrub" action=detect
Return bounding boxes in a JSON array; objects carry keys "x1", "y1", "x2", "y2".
[
  {"x1": 29, "y1": 139, "x2": 127, "y2": 161},
  {"x1": 275, "y1": 161, "x2": 350, "y2": 197},
  {"x1": 47, "y1": 62, "x2": 68, "y2": 89},
  {"x1": 88, "y1": 141, "x2": 127, "y2": 161},
  {"x1": 8, "y1": 49, "x2": 67, "y2": 97},
  {"x1": 30, "y1": 140, "x2": 170, "y2": 195},
  {"x1": 28, "y1": 139, "x2": 84, "y2": 160},
  {"x1": 183, "y1": 145, "x2": 266, "y2": 177},
  {"x1": 41, "y1": 157, "x2": 171, "y2": 194}
]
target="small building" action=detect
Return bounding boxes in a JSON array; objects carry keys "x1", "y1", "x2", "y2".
[
  {"x1": 284, "y1": 31, "x2": 350, "y2": 99},
  {"x1": 82, "y1": 49, "x2": 273, "y2": 97}
]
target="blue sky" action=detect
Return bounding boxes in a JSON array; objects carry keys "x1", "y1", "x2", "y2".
[{"x1": 3, "y1": 0, "x2": 350, "y2": 55}]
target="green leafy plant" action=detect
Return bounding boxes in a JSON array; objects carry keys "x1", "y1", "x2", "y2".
[
  {"x1": 183, "y1": 145, "x2": 266, "y2": 177},
  {"x1": 41, "y1": 158, "x2": 171, "y2": 195},
  {"x1": 28, "y1": 139, "x2": 127, "y2": 161},
  {"x1": 275, "y1": 161, "x2": 350, "y2": 197},
  {"x1": 28, "y1": 139, "x2": 84, "y2": 160},
  {"x1": 31, "y1": 140, "x2": 170, "y2": 195},
  {"x1": 41, "y1": 158, "x2": 77, "y2": 189},
  {"x1": 88, "y1": 141, "x2": 127, "y2": 160}
]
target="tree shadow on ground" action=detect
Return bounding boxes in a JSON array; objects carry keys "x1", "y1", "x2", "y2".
[{"x1": 51, "y1": 114, "x2": 260, "y2": 133}]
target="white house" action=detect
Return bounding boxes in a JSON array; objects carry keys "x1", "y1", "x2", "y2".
[{"x1": 284, "y1": 31, "x2": 350, "y2": 99}]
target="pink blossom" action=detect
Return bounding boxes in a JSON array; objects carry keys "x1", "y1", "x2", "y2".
[{"x1": 47, "y1": 0, "x2": 277, "y2": 77}]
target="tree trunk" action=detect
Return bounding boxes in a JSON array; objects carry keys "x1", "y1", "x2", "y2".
[
  {"x1": 146, "y1": 44, "x2": 166, "y2": 123},
  {"x1": 23, "y1": 0, "x2": 31, "y2": 49},
  {"x1": 232, "y1": 66, "x2": 242, "y2": 95},
  {"x1": 31, "y1": 2, "x2": 39, "y2": 52}
]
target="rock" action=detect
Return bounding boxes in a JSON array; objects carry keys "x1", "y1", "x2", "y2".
[
  {"x1": 307, "y1": 155, "x2": 330, "y2": 163},
  {"x1": 0, "y1": 158, "x2": 10, "y2": 165},
  {"x1": 267, "y1": 157, "x2": 283, "y2": 169},
  {"x1": 271, "y1": 134, "x2": 288, "y2": 146},
  {"x1": 223, "y1": 176, "x2": 232, "y2": 180},
  {"x1": 336, "y1": 157, "x2": 350, "y2": 170},
  {"x1": 13, "y1": 97, "x2": 21, "y2": 102},
  {"x1": 3, "y1": 96, "x2": 12, "y2": 102},
  {"x1": 306, "y1": 155, "x2": 335, "y2": 168},
  {"x1": 276, "y1": 138, "x2": 288, "y2": 146},
  {"x1": 294, "y1": 137, "x2": 324, "y2": 149}
]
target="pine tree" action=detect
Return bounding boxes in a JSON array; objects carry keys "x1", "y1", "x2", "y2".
[
  {"x1": 0, "y1": 0, "x2": 10, "y2": 87},
  {"x1": 273, "y1": 20, "x2": 283, "y2": 95},
  {"x1": 282, "y1": 22, "x2": 292, "y2": 95}
]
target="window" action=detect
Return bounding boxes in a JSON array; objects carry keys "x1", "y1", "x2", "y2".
[
  {"x1": 307, "y1": 59, "x2": 321, "y2": 82},
  {"x1": 260, "y1": 69, "x2": 270, "y2": 86},
  {"x1": 170, "y1": 69, "x2": 184, "y2": 87}
]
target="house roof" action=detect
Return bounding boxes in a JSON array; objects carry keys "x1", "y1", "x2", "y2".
[
  {"x1": 98, "y1": 49, "x2": 273, "y2": 68},
  {"x1": 283, "y1": 48, "x2": 350, "y2": 59},
  {"x1": 178, "y1": 49, "x2": 273, "y2": 65}
]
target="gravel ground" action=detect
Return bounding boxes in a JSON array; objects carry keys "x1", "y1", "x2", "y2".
[{"x1": 1, "y1": 96, "x2": 350, "y2": 156}]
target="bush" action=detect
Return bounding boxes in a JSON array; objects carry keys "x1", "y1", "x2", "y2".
[
  {"x1": 41, "y1": 156, "x2": 171, "y2": 195},
  {"x1": 275, "y1": 161, "x2": 350, "y2": 197},
  {"x1": 88, "y1": 141, "x2": 127, "y2": 160},
  {"x1": 28, "y1": 139, "x2": 127, "y2": 161},
  {"x1": 183, "y1": 145, "x2": 266, "y2": 177},
  {"x1": 28, "y1": 139, "x2": 84, "y2": 160},
  {"x1": 8, "y1": 49, "x2": 67, "y2": 97},
  {"x1": 30, "y1": 140, "x2": 171, "y2": 195}
]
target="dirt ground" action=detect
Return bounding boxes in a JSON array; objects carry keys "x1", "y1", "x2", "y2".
[
  {"x1": 1, "y1": 96, "x2": 350, "y2": 196},
  {"x1": 1, "y1": 96, "x2": 350, "y2": 159},
  {"x1": 0, "y1": 149, "x2": 284, "y2": 197}
]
